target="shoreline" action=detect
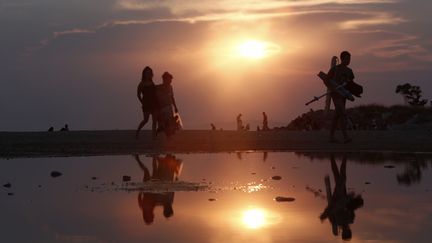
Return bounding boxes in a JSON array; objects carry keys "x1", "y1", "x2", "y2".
[{"x1": 1, "y1": 130, "x2": 431, "y2": 158}]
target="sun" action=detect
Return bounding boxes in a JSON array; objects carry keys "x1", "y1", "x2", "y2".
[
  {"x1": 238, "y1": 40, "x2": 266, "y2": 59},
  {"x1": 237, "y1": 40, "x2": 279, "y2": 59}
]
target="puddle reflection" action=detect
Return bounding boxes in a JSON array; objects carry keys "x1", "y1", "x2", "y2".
[
  {"x1": 0, "y1": 152, "x2": 431, "y2": 242},
  {"x1": 135, "y1": 154, "x2": 182, "y2": 225},
  {"x1": 320, "y1": 155, "x2": 364, "y2": 241}
]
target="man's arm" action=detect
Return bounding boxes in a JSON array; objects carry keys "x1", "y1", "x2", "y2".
[
  {"x1": 171, "y1": 87, "x2": 178, "y2": 113},
  {"x1": 348, "y1": 69, "x2": 355, "y2": 83}
]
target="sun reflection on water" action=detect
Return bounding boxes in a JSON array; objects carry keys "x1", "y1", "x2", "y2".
[
  {"x1": 237, "y1": 182, "x2": 268, "y2": 193},
  {"x1": 242, "y1": 208, "x2": 266, "y2": 229},
  {"x1": 238, "y1": 207, "x2": 281, "y2": 230}
]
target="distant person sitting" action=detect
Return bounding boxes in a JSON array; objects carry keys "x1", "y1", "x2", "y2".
[
  {"x1": 48, "y1": 126, "x2": 54, "y2": 132},
  {"x1": 156, "y1": 72, "x2": 179, "y2": 137},
  {"x1": 236, "y1": 114, "x2": 244, "y2": 131},
  {"x1": 60, "y1": 124, "x2": 69, "y2": 131},
  {"x1": 245, "y1": 123, "x2": 250, "y2": 131},
  {"x1": 262, "y1": 112, "x2": 270, "y2": 131},
  {"x1": 211, "y1": 123, "x2": 216, "y2": 131}
]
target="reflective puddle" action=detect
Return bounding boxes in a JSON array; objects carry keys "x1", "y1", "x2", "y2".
[{"x1": 1, "y1": 152, "x2": 432, "y2": 242}]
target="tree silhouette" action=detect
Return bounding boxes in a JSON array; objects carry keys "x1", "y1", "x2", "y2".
[{"x1": 395, "y1": 83, "x2": 428, "y2": 106}]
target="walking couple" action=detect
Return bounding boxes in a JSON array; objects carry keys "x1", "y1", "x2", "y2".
[{"x1": 136, "y1": 66, "x2": 180, "y2": 140}]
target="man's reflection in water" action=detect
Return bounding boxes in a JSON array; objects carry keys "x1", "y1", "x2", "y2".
[
  {"x1": 134, "y1": 154, "x2": 183, "y2": 225},
  {"x1": 320, "y1": 155, "x2": 364, "y2": 241}
]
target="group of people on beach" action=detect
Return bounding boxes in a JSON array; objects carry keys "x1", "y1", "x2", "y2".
[
  {"x1": 135, "y1": 50, "x2": 358, "y2": 144},
  {"x1": 135, "y1": 66, "x2": 180, "y2": 140}
]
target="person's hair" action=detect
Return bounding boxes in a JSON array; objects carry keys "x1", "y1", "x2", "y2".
[
  {"x1": 141, "y1": 66, "x2": 153, "y2": 81},
  {"x1": 162, "y1": 71, "x2": 173, "y2": 81},
  {"x1": 340, "y1": 51, "x2": 351, "y2": 60}
]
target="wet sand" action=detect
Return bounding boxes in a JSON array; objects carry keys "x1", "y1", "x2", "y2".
[{"x1": 0, "y1": 130, "x2": 431, "y2": 158}]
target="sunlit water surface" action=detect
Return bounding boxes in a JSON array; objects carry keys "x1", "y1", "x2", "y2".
[{"x1": 1, "y1": 152, "x2": 432, "y2": 243}]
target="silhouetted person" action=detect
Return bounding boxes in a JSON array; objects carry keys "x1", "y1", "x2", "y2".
[
  {"x1": 325, "y1": 51, "x2": 355, "y2": 143},
  {"x1": 211, "y1": 123, "x2": 216, "y2": 131},
  {"x1": 60, "y1": 124, "x2": 69, "y2": 131},
  {"x1": 245, "y1": 123, "x2": 250, "y2": 131},
  {"x1": 320, "y1": 155, "x2": 364, "y2": 241},
  {"x1": 263, "y1": 152, "x2": 268, "y2": 162},
  {"x1": 262, "y1": 112, "x2": 270, "y2": 131},
  {"x1": 48, "y1": 126, "x2": 54, "y2": 132},
  {"x1": 136, "y1": 66, "x2": 158, "y2": 140},
  {"x1": 156, "y1": 72, "x2": 179, "y2": 138},
  {"x1": 237, "y1": 114, "x2": 243, "y2": 131},
  {"x1": 135, "y1": 154, "x2": 182, "y2": 225}
]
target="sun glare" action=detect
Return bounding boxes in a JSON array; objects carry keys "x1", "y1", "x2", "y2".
[
  {"x1": 238, "y1": 40, "x2": 267, "y2": 59},
  {"x1": 235, "y1": 39, "x2": 281, "y2": 60},
  {"x1": 242, "y1": 208, "x2": 266, "y2": 229}
]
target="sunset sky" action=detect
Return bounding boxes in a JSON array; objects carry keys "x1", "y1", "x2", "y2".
[{"x1": 1, "y1": 0, "x2": 431, "y2": 130}]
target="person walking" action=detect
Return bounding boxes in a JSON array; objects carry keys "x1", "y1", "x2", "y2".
[
  {"x1": 136, "y1": 66, "x2": 159, "y2": 140},
  {"x1": 236, "y1": 114, "x2": 243, "y2": 131},
  {"x1": 262, "y1": 112, "x2": 270, "y2": 131},
  {"x1": 155, "y1": 71, "x2": 179, "y2": 137}
]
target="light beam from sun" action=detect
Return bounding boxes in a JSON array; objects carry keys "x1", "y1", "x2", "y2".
[{"x1": 235, "y1": 39, "x2": 281, "y2": 60}]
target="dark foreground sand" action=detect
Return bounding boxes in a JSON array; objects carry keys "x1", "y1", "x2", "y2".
[{"x1": 0, "y1": 130, "x2": 431, "y2": 158}]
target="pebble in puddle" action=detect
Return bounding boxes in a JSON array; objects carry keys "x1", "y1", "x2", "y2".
[
  {"x1": 50, "y1": 171, "x2": 63, "y2": 178},
  {"x1": 274, "y1": 196, "x2": 295, "y2": 202}
]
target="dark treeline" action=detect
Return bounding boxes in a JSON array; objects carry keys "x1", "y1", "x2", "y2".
[{"x1": 285, "y1": 105, "x2": 432, "y2": 131}]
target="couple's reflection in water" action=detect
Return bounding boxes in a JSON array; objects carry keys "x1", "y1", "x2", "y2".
[
  {"x1": 320, "y1": 154, "x2": 364, "y2": 241},
  {"x1": 134, "y1": 154, "x2": 183, "y2": 225}
]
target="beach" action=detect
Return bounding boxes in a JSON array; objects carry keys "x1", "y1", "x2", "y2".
[{"x1": 1, "y1": 130, "x2": 431, "y2": 158}]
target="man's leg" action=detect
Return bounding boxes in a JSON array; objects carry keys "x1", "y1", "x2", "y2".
[
  {"x1": 339, "y1": 99, "x2": 351, "y2": 142},
  {"x1": 341, "y1": 114, "x2": 350, "y2": 141},
  {"x1": 340, "y1": 156, "x2": 347, "y2": 182},
  {"x1": 330, "y1": 113, "x2": 339, "y2": 142},
  {"x1": 331, "y1": 155, "x2": 340, "y2": 182},
  {"x1": 330, "y1": 95, "x2": 342, "y2": 142},
  {"x1": 151, "y1": 111, "x2": 158, "y2": 140}
]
